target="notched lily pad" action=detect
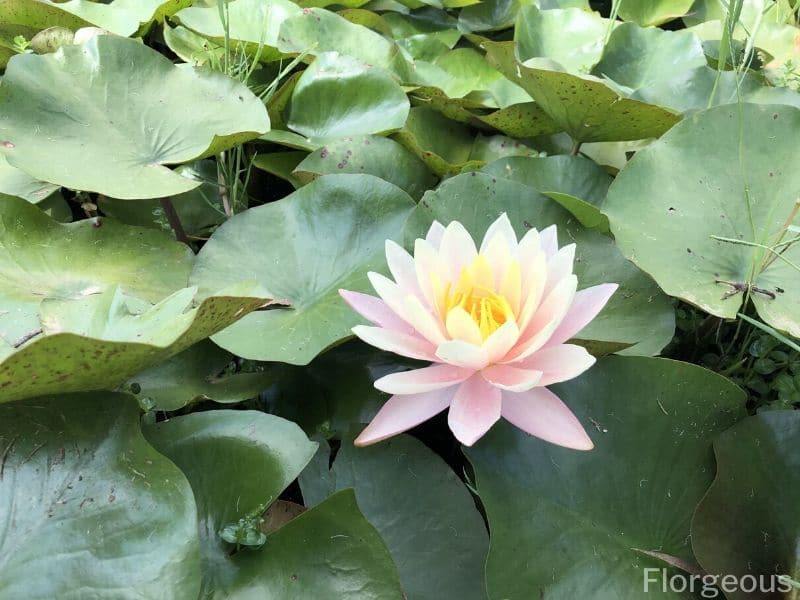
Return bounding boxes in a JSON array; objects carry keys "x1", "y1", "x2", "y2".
[{"x1": 0, "y1": 35, "x2": 269, "y2": 199}]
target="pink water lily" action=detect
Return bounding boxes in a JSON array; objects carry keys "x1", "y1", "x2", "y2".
[{"x1": 340, "y1": 214, "x2": 617, "y2": 449}]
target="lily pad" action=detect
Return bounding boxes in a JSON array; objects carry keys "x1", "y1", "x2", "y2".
[
  {"x1": 0, "y1": 35, "x2": 269, "y2": 199},
  {"x1": 287, "y1": 52, "x2": 410, "y2": 144},
  {"x1": 484, "y1": 41, "x2": 681, "y2": 143},
  {"x1": 464, "y1": 356, "x2": 746, "y2": 599},
  {"x1": 593, "y1": 23, "x2": 707, "y2": 93},
  {"x1": 0, "y1": 282, "x2": 268, "y2": 403},
  {"x1": 691, "y1": 411, "x2": 800, "y2": 599},
  {"x1": 0, "y1": 392, "x2": 200, "y2": 599},
  {"x1": 0, "y1": 155, "x2": 59, "y2": 203},
  {"x1": 301, "y1": 434, "x2": 489, "y2": 600},
  {"x1": 293, "y1": 135, "x2": 437, "y2": 200},
  {"x1": 41, "y1": 0, "x2": 193, "y2": 36},
  {"x1": 123, "y1": 340, "x2": 279, "y2": 411},
  {"x1": 604, "y1": 103, "x2": 800, "y2": 337},
  {"x1": 393, "y1": 107, "x2": 484, "y2": 176},
  {"x1": 515, "y1": 5, "x2": 609, "y2": 74},
  {"x1": 404, "y1": 172, "x2": 675, "y2": 355},
  {"x1": 0, "y1": 195, "x2": 194, "y2": 344},
  {"x1": 616, "y1": 0, "x2": 694, "y2": 26},
  {"x1": 144, "y1": 411, "x2": 403, "y2": 598},
  {"x1": 174, "y1": 0, "x2": 301, "y2": 61},
  {"x1": 190, "y1": 174, "x2": 416, "y2": 364}
]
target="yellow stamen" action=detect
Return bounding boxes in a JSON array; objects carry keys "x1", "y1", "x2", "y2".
[{"x1": 438, "y1": 254, "x2": 516, "y2": 340}]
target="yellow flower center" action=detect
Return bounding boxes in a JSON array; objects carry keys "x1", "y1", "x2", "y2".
[{"x1": 441, "y1": 254, "x2": 516, "y2": 341}]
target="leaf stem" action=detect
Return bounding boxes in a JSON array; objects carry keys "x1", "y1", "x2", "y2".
[{"x1": 159, "y1": 197, "x2": 189, "y2": 245}]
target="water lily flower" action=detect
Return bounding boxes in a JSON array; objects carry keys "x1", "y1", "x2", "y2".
[{"x1": 340, "y1": 214, "x2": 617, "y2": 449}]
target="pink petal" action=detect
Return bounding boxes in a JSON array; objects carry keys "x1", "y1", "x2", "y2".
[
  {"x1": 539, "y1": 224, "x2": 559, "y2": 258},
  {"x1": 339, "y1": 290, "x2": 415, "y2": 334},
  {"x1": 436, "y1": 340, "x2": 490, "y2": 369},
  {"x1": 479, "y1": 213, "x2": 517, "y2": 254},
  {"x1": 368, "y1": 272, "x2": 446, "y2": 345},
  {"x1": 385, "y1": 240, "x2": 422, "y2": 298},
  {"x1": 546, "y1": 283, "x2": 619, "y2": 347},
  {"x1": 355, "y1": 387, "x2": 455, "y2": 446},
  {"x1": 374, "y1": 364, "x2": 473, "y2": 394},
  {"x1": 481, "y1": 364, "x2": 542, "y2": 392},
  {"x1": 448, "y1": 374, "x2": 502, "y2": 446},
  {"x1": 425, "y1": 220, "x2": 446, "y2": 249},
  {"x1": 481, "y1": 320, "x2": 520, "y2": 364},
  {"x1": 543, "y1": 243, "x2": 575, "y2": 297},
  {"x1": 501, "y1": 387, "x2": 594, "y2": 450},
  {"x1": 481, "y1": 233, "x2": 514, "y2": 289},
  {"x1": 439, "y1": 221, "x2": 478, "y2": 282},
  {"x1": 352, "y1": 325, "x2": 436, "y2": 361},
  {"x1": 516, "y1": 344, "x2": 595, "y2": 386},
  {"x1": 413, "y1": 238, "x2": 446, "y2": 309},
  {"x1": 517, "y1": 251, "x2": 547, "y2": 330}
]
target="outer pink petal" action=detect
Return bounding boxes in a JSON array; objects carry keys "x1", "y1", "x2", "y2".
[
  {"x1": 339, "y1": 290, "x2": 415, "y2": 334},
  {"x1": 545, "y1": 283, "x2": 619, "y2": 347},
  {"x1": 413, "y1": 238, "x2": 446, "y2": 308},
  {"x1": 448, "y1": 374, "x2": 502, "y2": 446},
  {"x1": 374, "y1": 364, "x2": 473, "y2": 394},
  {"x1": 501, "y1": 387, "x2": 594, "y2": 450},
  {"x1": 425, "y1": 220, "x2": 446, "y2": 249},
  {"x1": 385, "y1": 240, "x2": 422, "y2": 298},
  {"x1": 352, "y1": 325, "x2": 436, "y2": 361},
  {"x1": 354, "y1": 387, "x2": 455, "y2": 446},
  {"x1": 479, "y1": 213, "x2": 517, "y2": 254},
  {"x1": 543, "y1": 243, "x2": 575, "y2": 297},
  {"x1": 539, "y1": 224, "x2": 559, "y2": 258},
  {"x1": 368, "y1": 272, "x2": 446, "y2": 345},
  {"x1": 516, "y1": 344, "x2": 595, "y2": 386},
  {"x1": 481, "y1": 320, "x2": 520, "y2": 364},
  {"x1": 481, "y1": 364, "x2": 543, "y2": 392},
  {"x1": 436, "y1": 340, "x2": 490, "y2": 370}
]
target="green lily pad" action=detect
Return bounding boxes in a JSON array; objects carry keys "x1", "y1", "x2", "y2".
[
  {"x1": 144, "y1": 411, "x2": 403, "y2": 598},
  {"x1": 277, "y1": 7, "x2": 411, "y2": 78},
  {"x1": 515, "y1": 5, "x2": 609, "y2": 74},
  {"x1": 0, "y1": 195, "x2": 194, "y2": 345},
  {"x1": 293, "y1": 135, "x2": 437, "y2": 200},
  {"x1": 604, "y1": 103, "x2": 800, "y2": 338},
  {"x1": 393, "y1": 107, "x2": 484, "y2": 176},
  {"x1": 484, "y1": 41, "x2": 681, "y2": 143},
  {"x1": 0, "y1": 282, "x2": 268, "y2": 403},
  {"x1": 464, "y1": 356, "x2": 746, "y2": 600},
  {"x1": 39, "y1": 0, "x2": 192, "y2": 36},
  {"x1": 251, "y1": 151, "x2": 306, "y2": 188},
  {"x1": 481, "y1": 155, "x2": 612, "y2": 231},
  {"x1": 191, "y1": 174, "x2": 415, "y2": 365},
  {"x1": 123, "y1": 340, "x2": 278, "y2": 411},
  {"x1": 174, "y1": 0, "x2": 301, "y2": 62},
  {"x1": 691, "y1": 411, "x2": 800, "y2": 599},
  {"x1": 593, "y1": 23, "x2": 707, "y2": 93},
  {"x1": 616, "y1": 0, "x2": 694, "y2": 26},
  {"x1": 404, "y1": 172, "x2": 675, "y2": 355},
  {"x1": 0, "y1": 35, "x2": 269, "y2": 199},
  {"x1": 162, "y1": 22, "x2": 225, "y2": 66},
  {"x1": 0, "y1": 155, "x2": 59, "y2": 203},
  {"x1": 287, "y1": 52, "x2": 410, "y2": 144},
  {"x1": 301, "y1": 434, "x2": 489, "y2": 600},
  {"x1": 473, "y1": 101, "x2": 561, "y2": 138},
  {"x1": 0, "y1": 392, "x2": 200, "y2": 599}
]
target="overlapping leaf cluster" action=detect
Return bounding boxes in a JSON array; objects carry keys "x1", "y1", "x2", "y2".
[{"x1": 0, "y1": 0, "x2": 799, "y2": 597}]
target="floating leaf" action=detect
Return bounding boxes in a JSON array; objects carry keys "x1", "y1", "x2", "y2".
[
  {"x1": 465, "y1": 356, "x2": 746, "y2": 599},
  {"x1": 485, "y1": 41, "x2": 681, "y2": 142},
  {"x1": 692, "y1": 411, "x2": 800, "y2": 599},
  {"x1": 191, "y1": 174, "x2": 415, "y2": 364},
  {"x1": 301, "y1": 434, "x2": 489, "y2": 600},
  {"x1": 287, "y1": 52, "x2": 410, "y2": 144},
  {"x1": 0, "y1": 392, "x2": 200, "y2": 598},
  {"x1": 604, "y1": 103, "x2": 800, "y2": 337},
  {"x1": 616, "y1": 0, "x2": 694, "y2": 26},
  {"x1": 0, "y1": 155, "x2": 59, "y2": 202},
  {"x1": 0, "y1": 35, "x2": 269, "y2": 199},
  {"x1": 145, "y1": 411, "x2": 403, "y2": 598},
  {"x1": 294, "y1": 135, "x2": 437, "y2": 200}
]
